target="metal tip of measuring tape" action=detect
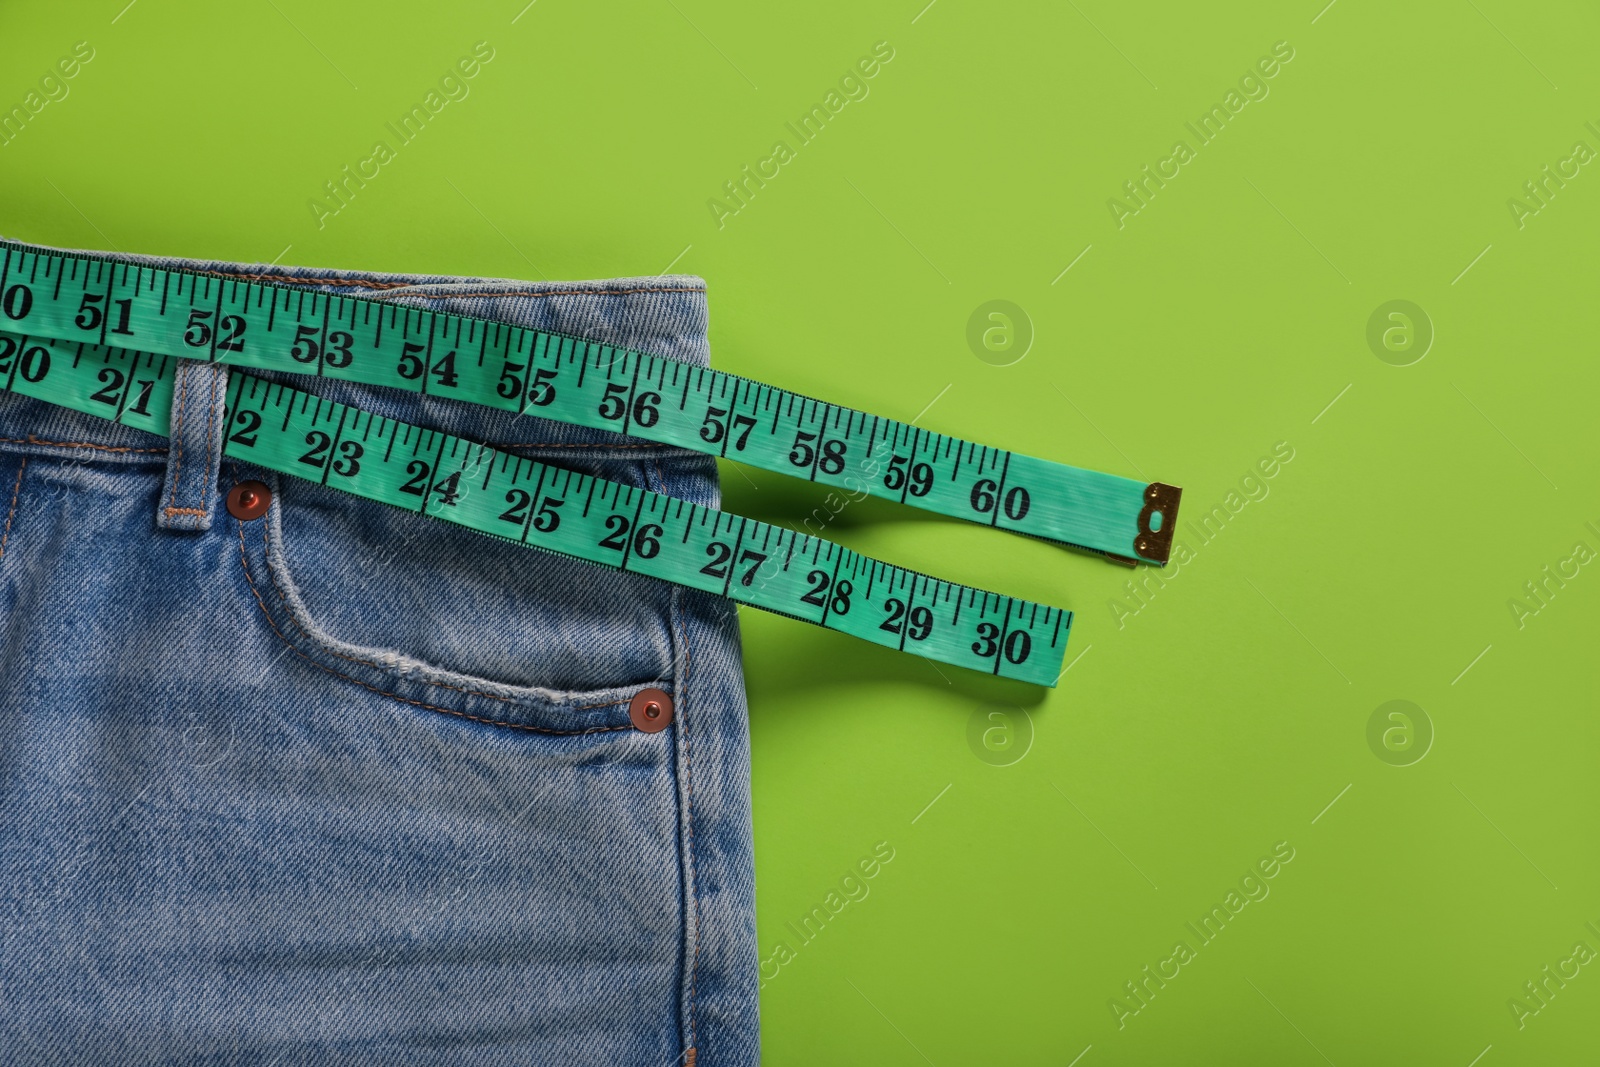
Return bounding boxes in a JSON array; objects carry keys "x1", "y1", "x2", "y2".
[{"x1": 1133, "y1": 482, "x2": 1182, "y2": 565}]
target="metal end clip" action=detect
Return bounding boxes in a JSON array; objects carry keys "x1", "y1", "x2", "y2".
[{"x1": 1133, "y1": 482, "x2": 1182, "y2": 564}]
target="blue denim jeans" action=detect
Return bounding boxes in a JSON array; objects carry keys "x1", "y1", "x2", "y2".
[{"x1": 0, "y1": 244, "x2": 759, "y2": 1065}]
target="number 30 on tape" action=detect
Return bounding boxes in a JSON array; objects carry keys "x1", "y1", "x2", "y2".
[{"x1": 0, "y1": 240, "x2": 1188, "y2": 685}]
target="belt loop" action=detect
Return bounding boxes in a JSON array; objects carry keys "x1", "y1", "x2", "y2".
[{"x1": 157, "y1": 358, "x2": 230, "y2": 532}]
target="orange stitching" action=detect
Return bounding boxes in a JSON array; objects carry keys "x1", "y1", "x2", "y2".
[
  {"x1": 163, "y1": 506, "x2": 207, "y2": 516},
  {"x1": 0, "y1": 434, "x2": 165, "y2": 453},
  {"x1": 0, "y1": 415, "x2": 691, "y2": 460},
  {"x1": 194, "y1": 267, "x2": 705, "y2": 299},
  {"x1": 197, "y1": 271, "x2": 413, "y2": 289},
  {"x1": 0, "y1": 458, "x2": 25, "y2": 561},
  {"x1": 404, "y1": 288, "x2": 705, "y2": 299},
  {"x1": 254, "y1": 509, "x2": 632, "y2": 713},
  {"x1": 201, "y1": 364, "x2": 220, "y2": 509},
  {"x1": 235, "y1": 521, "x2": 631, "y2": 735},
  {"x1": 166, "y1": 364, "x2": 190, "y2": 515}
]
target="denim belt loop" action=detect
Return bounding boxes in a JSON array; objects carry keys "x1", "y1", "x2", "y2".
[{"x1": 157, "y1": 358, "x2": 230, "y2": 532}]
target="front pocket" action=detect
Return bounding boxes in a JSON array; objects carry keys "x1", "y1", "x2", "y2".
[{"x1": 229, "y1": 459, "x2": 682, "y2": 735}]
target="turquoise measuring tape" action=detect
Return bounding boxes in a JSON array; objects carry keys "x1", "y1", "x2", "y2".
[{"x1": 0, "y1": 241, "x2": 1183, "y2": 686}]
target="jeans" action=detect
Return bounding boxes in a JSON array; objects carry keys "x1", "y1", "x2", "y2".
[{"x1": 0, "y1": 243, "x2": 759, "y2": 1065}]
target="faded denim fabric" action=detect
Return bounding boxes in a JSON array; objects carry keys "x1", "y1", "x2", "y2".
[{"x1": 0, "y1": 243, "x2": 759, "y2": 1066}]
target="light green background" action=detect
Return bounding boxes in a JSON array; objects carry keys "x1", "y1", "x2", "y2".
[{"x1": 3, "y1": 2, "x2": 1596, "y2": 1063}]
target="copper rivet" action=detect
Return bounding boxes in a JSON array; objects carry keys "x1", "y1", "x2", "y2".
[
  {"x1": 628, "y1": 687, "x2": 674, "y2": 733},
  {"x1": 226, "y1": 480, "x2": 272, "y2": 521}
]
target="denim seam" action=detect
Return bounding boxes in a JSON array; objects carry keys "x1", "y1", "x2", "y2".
[
  {"x1": 673, "y1": 593, "x2": 701, "y2": 1061},
  {"x1": 193, "y1": 266, "x2": 705, "y2": 300},
  {"x1": 503, "y1": 443, "x2": 693, "y2": 452},
  {"x1": 0, "y1": 458, "x2": 25, "y2": 562},
  {"x1": 235, "y1": 519, "x2": 635, "y2": 736},
  {"x1": 0, "y1": 425, "x2": 681, "y2": 460},
  {"x1": 0, "y1": 435, "x2": 166, "y2": 454},
  {"x1": 200, "y1": 363, "x2": 219, "y2": 509},
  {"x1": 0, "y1": 434, "x2": 684, "y2": 460},
  {"x1": 656, "y1": 455, "x2": 701, "y2": 1060},
  {"x1": 374, "y1": 288, "x2": 706, "y2": 300}
]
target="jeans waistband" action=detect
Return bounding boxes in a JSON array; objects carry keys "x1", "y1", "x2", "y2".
[
  {"x1": 0, "y1": 239, "x2": 720, "y2": 527},
  {"x1": 0, "y1": 239, "x2": 714, "y2": 463}
]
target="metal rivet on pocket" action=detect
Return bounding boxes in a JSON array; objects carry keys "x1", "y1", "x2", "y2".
[
  {"x1": 629, "y1": 688, "x2": 674, "y2": 733},
  {"x1": 226, "y1": 480, "x2": 272, "y2": 521}
]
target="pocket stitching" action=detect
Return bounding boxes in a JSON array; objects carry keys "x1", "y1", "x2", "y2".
[
  {"x1": 249, "y1": 464, "x2": 651, "y2": 711},
  {"x1": 234, "y1": 520, "x2": 633, "y2": 736},
  {"x1": 258, "y1": 516, "x2": 516, "y2": 706}
]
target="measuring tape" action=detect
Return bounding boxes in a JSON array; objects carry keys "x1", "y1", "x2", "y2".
[
  {"x1": 0, "y1": 242, "x2": 1181, "y2": 565},
  {"x1": 0, "y1": 240, "x2": 1183, "y2": 685},
  {"x1": 0, "y1": 335, "x2": 1069, "y2": 686}
]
